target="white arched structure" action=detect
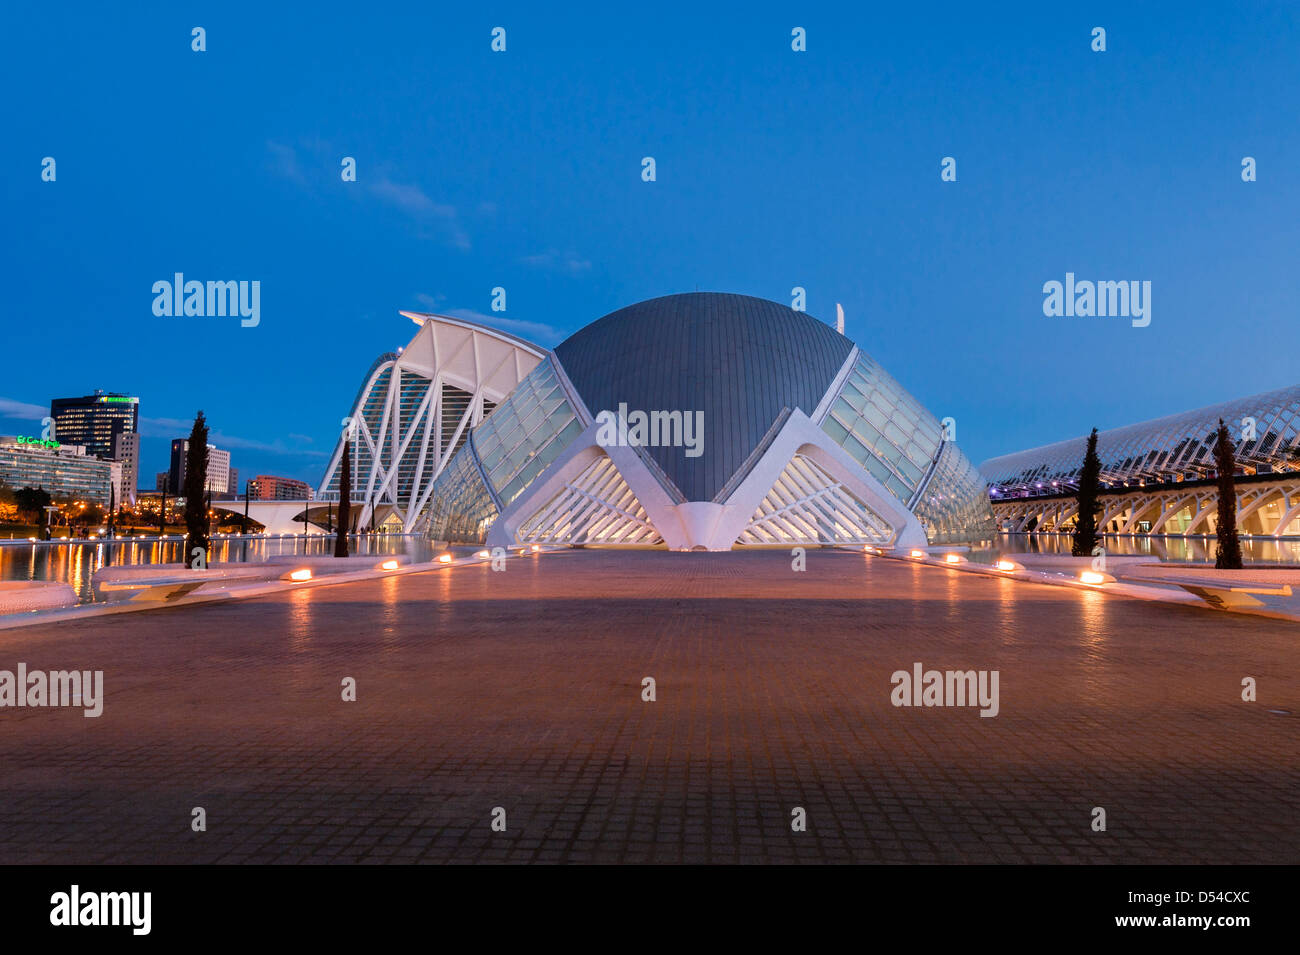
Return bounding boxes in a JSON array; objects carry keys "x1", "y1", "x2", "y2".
[
  {"x1": 991, "y1": 477, "x2": 1300, "y2": 538},
  {"x1": 487, "y1": 408, "x2": 929, "y2": 551},
  {"x1": 343, "y1": 294, "x2": 995, "y2": 549},
  {"x1": 317, "y1": 312, "x2": 545, "y2": 532}
]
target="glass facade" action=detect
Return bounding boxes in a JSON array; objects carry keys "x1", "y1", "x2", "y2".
[
  {"x1": 819, "y1": 351, "x2": 993, "y2": 543},
  {"x1": 913, "y1": 442, "x2": 996, "y2": 544},
  {"x1": 471, "y1": 358, "x2": 583, "y2": 508},
  {"x1": 50, "y1": 393, "x2": 139, "y2": 460},
  {"x1": 820, "y1": 353, "x2": 942, "y2": 503},
  {"x1": 425, "y1": 441, "x2": 499, "y2": 543}
]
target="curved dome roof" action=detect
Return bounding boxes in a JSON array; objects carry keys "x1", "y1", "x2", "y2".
[{"x1": 555, "y1": 292, "x2": 853, "y2": 501}]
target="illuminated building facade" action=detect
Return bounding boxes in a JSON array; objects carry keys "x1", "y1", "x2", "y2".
[
  {"x1": 981, "y1": 384, "x2": 1300, "y2": 537},
  {"x1": 321, "y1": 293, "x2": 994, "y2": 549},
  {"x1": 49, "y1": 392, "x2": 139, "y2": 459},
  {"x1": 0, "y1": 435, "x2": 121, "y2": 507},
  {"x1": 248, "y1": 475, "x2": 313, "y2": 501}
]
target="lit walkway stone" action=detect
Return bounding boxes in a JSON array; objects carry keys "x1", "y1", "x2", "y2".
[{"x1": 0, "y1": 550, "x2": 1295, "y2": 864}]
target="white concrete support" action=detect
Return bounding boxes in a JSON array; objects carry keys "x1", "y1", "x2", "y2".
[
  {"x1": 318, "y1": 312, "x2": 546, "y2": 534},
  {"x1": 489, "y1": 408, "x2": 928, "y2": 552}
]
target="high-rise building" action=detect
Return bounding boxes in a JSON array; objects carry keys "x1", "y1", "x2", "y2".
[
  {"x1": 49, "y1": 392, "x2": 139, "y2": 460},
  {"x1": 111, "y1": 430, "x2": 140, "y2": 504},
  {"x1": 0, "y1": 435, "x2": 121, "y2": 508},
  {"x1": 155, "y1": 471, "x2": 168, "y2": 492},
  {"x1": 168, "y1": 440, "x2": 231, "y2": 495},
  {"x1": 248, "y1": 475, "x2": 313, "y2": 501}
]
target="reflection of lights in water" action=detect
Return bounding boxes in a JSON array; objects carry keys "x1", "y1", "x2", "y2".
[
  {"x1": 2, "y1": 536, "x2": 445, "y2": 605},
  {"x1": 985, "y1": 534, "x2": 1299, "y2": 566}
]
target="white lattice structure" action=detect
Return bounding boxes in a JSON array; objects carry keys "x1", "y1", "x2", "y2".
[
  {"x1": 736, "y1": 453, "x2": 896, "y2": 545},
  {"x1": 983, "y1": 383, "x2": 1300, "y2": 539},
  {"x1": 992, "y1": 476, "x2": 1300, "y2": 538},
  {"x1": 317, "y1": 312, "x2": 545, "y2": 532},
  {"x1": 982, "y1": 384, "x2": 1300, "y2": 494},
  {"x1": 485, "y1": 406, "x2": 928, "y2": 551},
  {"x1": 516, "y1": 454, "x2": 662, "y2": 546}
]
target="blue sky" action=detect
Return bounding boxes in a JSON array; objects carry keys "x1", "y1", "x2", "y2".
[{"x1": 2, "y1": 2, "x2": 1297, "y2": 487}]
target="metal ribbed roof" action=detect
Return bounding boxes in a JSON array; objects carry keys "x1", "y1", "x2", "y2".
[
  {"x1": 554, "y1": 292, "x2": 853, "y2": 501},
  {"x1": 979, "y1": 383, "x2": 1300, "y2": 493}
]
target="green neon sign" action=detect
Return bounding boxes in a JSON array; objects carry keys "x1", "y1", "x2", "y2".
[{"x1": 16, "y1": 436, "x2": 60, "y2": 449}]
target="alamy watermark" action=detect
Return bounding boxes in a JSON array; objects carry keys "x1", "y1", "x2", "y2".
[
  {"x1": 890, "y1": 662, "x2": 999, "y2": 717},
  {"x1": 596, "y1": 404, "x2": 704, "y2": 457},
  {"x1": 152, "y1": 273, "x2": 260, "y2": 327},
  {"x1": 1042, "y1": 272, "x2": 1150, "y2": 327},
  {"x1": 50, "y1": 885, "x2": 150, "y2": 935},
  {"x1": 0, "y1": 664, "x2": 103, "y2": 717}
]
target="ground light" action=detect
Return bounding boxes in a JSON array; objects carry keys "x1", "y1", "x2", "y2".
[
  {"x1": 378, "y1": 560, "x2": 399, "y2": 571},
  {"x1": 1079, "y1": 570, "x2": 1113, "y2": 585},
  {"x1": 437, "y1": 553, "x2": 453, "y2": 563},
  {"x1": 476, "y1": 550, "x2": 490, "y2": 559},
  {"x1": 909, "y1": 549, "x2": 926, "y2": 559},
  {"x1": 995, "y1": 559, "x2": 1020, "y2": 572},
  {"x1": 287, "y1": 569, "x2": 312, "y2": 582},
  {"x1": 943, "y1": 553, "x2": 964, "y2": 565}
]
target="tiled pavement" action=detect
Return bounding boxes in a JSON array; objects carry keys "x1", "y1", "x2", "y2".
[{"x1": 0, "y1": 550, "x2": 1296, "y2": 864}]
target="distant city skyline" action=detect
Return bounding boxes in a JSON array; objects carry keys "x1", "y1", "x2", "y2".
[{"x1": 3, "y1": 5, "x2": 1297, "y2": 485}]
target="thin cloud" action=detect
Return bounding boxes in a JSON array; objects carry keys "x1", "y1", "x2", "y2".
[
  {"x1": 521, "y1": 249, "x2": 592, "y2": 275},
  {"x1": 445, "y1": 308, "x2": 564, "y2": 346},
  {"x1": 410, "y1": 293, "x2": 565, "y2": 345},
  {"x1": 0, "y1": 397, "x2": 48, "y2": 420},
  {"x1": 369, "y1": 176, "x2": 470, "y2": 250},
  {"x1": 267, "y1": 142, "x2": 470, "y2": 250},
  {"x1": 267, "y1": 140, "x2": 309, "y2": 187},
  {"x1": 139, "y1": 416, "x2": 326, "y2": 457},
  {"x1": 210, "y1": 431, "x2": 327, "y2": 457}
]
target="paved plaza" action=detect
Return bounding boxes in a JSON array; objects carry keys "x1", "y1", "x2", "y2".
[{"x1": 0, "y1": 550, "x2": 1296, "y2": 864}]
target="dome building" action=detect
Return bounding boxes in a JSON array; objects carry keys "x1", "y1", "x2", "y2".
[{"x1": 318, "y1": 293, "x2": 994, "y2": 550}]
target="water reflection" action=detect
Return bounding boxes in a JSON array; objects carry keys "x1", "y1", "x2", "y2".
[
  {"x1": 971, "y1": 534, "x2": 1300, "y2": 565},
  {"x1": 0, "y1": 535, "x2": 436, "y2": 605}
]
